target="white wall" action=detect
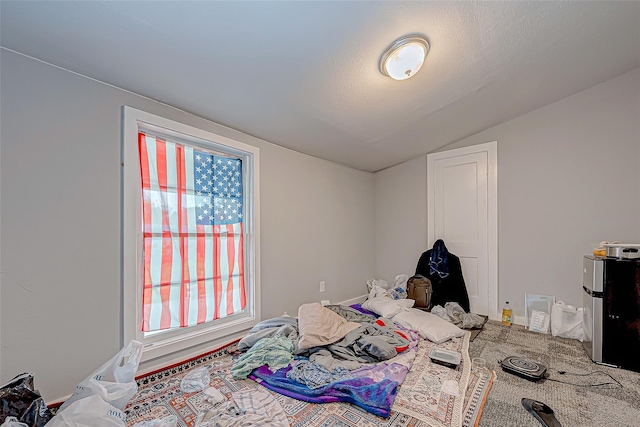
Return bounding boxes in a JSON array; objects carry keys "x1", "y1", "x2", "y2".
[
  {"x1": 374, "y1": 155, "x2": 427, "y2": 281},
  {"x1": 375, "y1": 68, "x2": 640, "y2": 318},
  {"x1": 0, "y1": 50, "x2": 375, "y2": 401}
]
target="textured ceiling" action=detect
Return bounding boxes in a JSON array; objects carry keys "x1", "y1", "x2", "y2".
[{"x1": 2, "y1": 1, "x2": 639, "y2": 172}]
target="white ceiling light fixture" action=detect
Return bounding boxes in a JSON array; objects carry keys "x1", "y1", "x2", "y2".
[{"x1": 379, "y1": 34, "x2": 430, "y2": 81}]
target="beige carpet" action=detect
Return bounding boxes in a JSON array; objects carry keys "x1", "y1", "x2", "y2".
[{"x1": 469, "y1": 321, "x2": 640, "y2": 426}]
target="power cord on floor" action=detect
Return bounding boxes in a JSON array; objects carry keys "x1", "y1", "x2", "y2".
[{"x1": 546, "y1": 369, "x2": 622, "y2": 388}]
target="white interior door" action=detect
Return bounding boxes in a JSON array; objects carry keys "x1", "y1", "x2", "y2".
[{"x1": 427, "y1": 142, "x2": 498, "y2": 319}]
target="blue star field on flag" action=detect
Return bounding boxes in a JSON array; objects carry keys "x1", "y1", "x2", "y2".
[{"x1": 192, "y1": 151, "x2": 243, "y2": 226}]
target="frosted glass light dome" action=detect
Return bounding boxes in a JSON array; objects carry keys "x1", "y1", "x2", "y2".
[{"x1": 380, "y1": 34, "x2": 430, "y2": 81}]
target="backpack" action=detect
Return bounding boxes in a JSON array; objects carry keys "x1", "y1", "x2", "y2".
[{"x1": 406, "y1": 275, "x2": 433, "y2": 310}]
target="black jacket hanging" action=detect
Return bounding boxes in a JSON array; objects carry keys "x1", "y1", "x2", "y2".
[{"x1": 415, "y1": 239, "x2": 471, "y2": 312}]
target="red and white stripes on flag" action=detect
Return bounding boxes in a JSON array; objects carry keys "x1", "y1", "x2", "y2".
[{"x1": 138, "y1": 133, "x2": 246, "y2": 332}]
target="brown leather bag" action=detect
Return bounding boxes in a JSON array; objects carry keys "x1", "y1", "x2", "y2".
[{"x1": 407, "y1": 275, "x2": 433, "y2": 309}]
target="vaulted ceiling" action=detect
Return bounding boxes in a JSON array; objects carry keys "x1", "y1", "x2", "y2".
[{"x1": 2, "y1": 1, "x2": 639, "y2": 171}]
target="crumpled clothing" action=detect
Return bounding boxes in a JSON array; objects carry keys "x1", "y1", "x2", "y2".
[
  {"x1": 325, "y1": 304, "x2": 376, "y2": 323},
  {"x1": 238, "y1": 316, "x2": 298, "y2": 351},
  {"x1": 286, "y1": 359, "x2": 354, "y2": 389},
  {"x1": 308, "y1": 348, "x2": 361, "y2": 371},
  {"x1": 431, "y1": 302, "x2": 485, "y2": 329},
  {"x1": 326, "y1": 323, "x2": 410, "y2": 363},
  {"x1": 231, "y1": 336, "x2": 293, "y2": 379},
  {"x1": 194, "y1": 387, "x2": 289, "y2": 427},
  {"x1": 429, "y1": 239, "x2": 450, "y2": 278}
]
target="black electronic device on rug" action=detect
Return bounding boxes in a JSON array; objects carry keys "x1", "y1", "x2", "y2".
[{"x1": 499, "y1": 356, "x2": 547, "y2": 381}]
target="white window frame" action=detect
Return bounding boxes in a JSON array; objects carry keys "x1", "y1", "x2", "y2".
[{"x1": 121, "y1": 106, "x2": 260, "y2": 362}]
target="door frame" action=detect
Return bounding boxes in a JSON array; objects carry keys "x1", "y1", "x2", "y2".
[{"x1": 427, "y1": 141, "x2": 499, "y2": 319}]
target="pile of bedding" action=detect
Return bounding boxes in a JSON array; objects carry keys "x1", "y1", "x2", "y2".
[{"x1": 232, "y1": 297, "x2": 467, "y2": 418}]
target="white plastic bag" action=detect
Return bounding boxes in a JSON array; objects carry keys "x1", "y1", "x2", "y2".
[
  {"x1": 180, "y1": 366, "x2": 210, "y2": 393},
  {"x1": 45, "y1": 395, "x2": 126, "y2": 427},
  {"x1": 394, "y1": 275, "x2": 409, "y2": 291},
  {"x1": 551, "y1": 301, "x2": 585, "y2": 341},
  {"x1": 58, "y1": 340, "x2": 143, "y2": 412},
  {"x1": 0, "y1": 417, "x2": 28, "y2": 427},
  {"x1": 366, "y1": 278, "x2": 389, "y2": 294}
]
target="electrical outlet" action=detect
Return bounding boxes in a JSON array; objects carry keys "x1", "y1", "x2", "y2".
[
  {"x1": 319, "y1": 281, "x2": 326, "y2": 292},
  {"x1": 321, "y1": 300, "x2": 331, "y2": 306}
]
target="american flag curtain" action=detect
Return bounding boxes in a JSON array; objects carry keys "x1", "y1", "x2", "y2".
[{"x1": 138, "y1": 132, "x2": 246, "y2": 332}]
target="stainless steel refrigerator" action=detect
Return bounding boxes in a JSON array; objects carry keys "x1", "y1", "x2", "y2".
[
  {"x1": 582, "y1": 255, "x2": 603, "y2": 363},
  {"x1": 582, "y1": 255, "x2": 640, "y2": 372}
]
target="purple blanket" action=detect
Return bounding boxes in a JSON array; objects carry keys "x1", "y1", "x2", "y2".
[{"x1": 249, "y1": 342, "x2": 418, "y2": 418}]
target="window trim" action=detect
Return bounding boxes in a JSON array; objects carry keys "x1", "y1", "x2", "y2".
[{"x1": 121, "y1": 106, "x2": 260, "y2": 362}]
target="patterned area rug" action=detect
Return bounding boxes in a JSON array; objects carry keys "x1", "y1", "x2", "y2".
[
  {"x1": 393, "y1": 331, "x2": 473, "y2": 426},
  {"x1": 125, "y1": 332, "x2": 493, "y2": 427}
]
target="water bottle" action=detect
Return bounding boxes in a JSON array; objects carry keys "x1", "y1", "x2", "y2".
[{"x1": 502, "y1": 301, "x2": 512, "y2": 326}]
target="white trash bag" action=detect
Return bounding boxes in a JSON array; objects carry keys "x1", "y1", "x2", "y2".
[
  {"x1": 58, "y1": 340, "x2": 143, "y2": 412},
  {"x1": 0, "y1": 417, "x2": 28, "y2": 427},
  {"x1": 366, "y1": 278, "x2": 390, "y2": 298},
  {"x1": 551, "y1": 301, "x2": 585, "y2": 341},
  {"x1": 45, "y1": 395, "x2": 126, "y2": 427},
  {"x1": 394, "y1": 275, "x2": 409, "y2": 291}
]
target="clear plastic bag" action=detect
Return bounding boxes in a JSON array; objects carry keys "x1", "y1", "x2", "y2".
[
  {"x1": 180, "y1": 366, "x2": 210, "y2": 393},
  {"x1": 430, "y1": 305, "x2": 448, "y2": 320},
  {"x1": 445, "y1": 301, "x2": 467, "y2": 322},
  {"x1": 430, "y1": 302, "x2": 485, "y2": 329},
  {"x1": 551, "y1": 301, "x2": 585, "y2": 341}
]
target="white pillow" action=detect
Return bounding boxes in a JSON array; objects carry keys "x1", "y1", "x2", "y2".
[
  {"x1": 396, "y1": 299, "x2": 416, "y2": 308},
  {"x1": 297, "y1": 303, "x2": 361, "y2": 350},
  {"x1": 362, "y1": 297, "x2": 414, "y2": 318},
  {"x1": 392, "y1": 308, "x2": 465, "y2": 343}
]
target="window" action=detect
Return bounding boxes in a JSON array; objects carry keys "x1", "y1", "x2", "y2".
[{"x1": 122, "y1": 107, "x2": 260, "y2": 362}]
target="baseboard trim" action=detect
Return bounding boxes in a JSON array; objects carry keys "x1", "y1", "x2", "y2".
[
  {"x1": 337, "y1": 294, "x2": 368, "y2": 306},
  {"x1": 513, "y1": 315, "x2": 526, "y2": 326}
]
